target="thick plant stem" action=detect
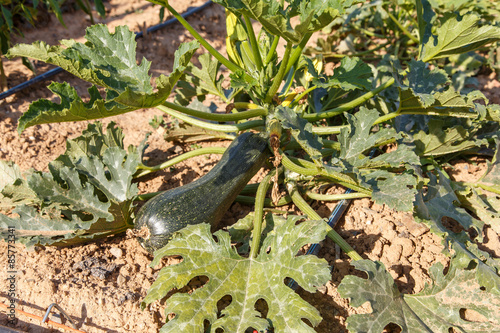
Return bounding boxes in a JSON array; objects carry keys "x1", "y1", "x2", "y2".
[
  {"x1": 322, "y1": 140, "x2": 341, "y2": 150},
  {"x1": 287, "y1": 181, "x2": 362, "y2": 261},
  {"x1": 233, "y1": 102, "x2": 260, "y2": 110},
  {"x1": 373, "y1": 112, "x2": 398, "y2": 125},
  {"x1": 303, "y1": 77, "x2": 395, "y2": 121},
  {"x1": 265, "y1": 42, "x2": 293, "y2": 104},
  {"x1": 243, "y1": 14, "x2": 263, "y2": 70},
  {"x1": 398, "y1": 109, "x2": 483, "y2": 119},
  {"x1": 281, "y1": 152, "x2": 371, "y2": 194},
  {"x1": 240, "y1": 183, "x2": 260, "y2": 195},
  {"x1": 235, "y1": 194, "x2": 292, "y2": 207},
  {"x1": 160, "y1": 1, "x2": 252, "y2": 81},
  {"x1": 281, "y1": 153, "x2": 317, "y2": 176},
  {"x1": 134, "y1": 147, "x2": 226, "y2": 178},
  {"x1": 464, "y1": 182, "x2": 500, "y2": 195},
  {"x1": 249, "y1": 170, "x2": 276, "y2": 259},
  {"x1": 289, "y1": 85, "x2": 317, "y2": 107},
  {"x1": 163, "y1": 101, "x2": 267, "y2": 121},
  {"x1": 304, "y1": 191, "x2": 370, "y2": 201},
  {"x1": 284, "y1": 33, "x2": 313, "y2": 75},
  {"x1": 373, "y1": 107, "x2": 485, "y2": 126},
  {"x1": 311, "y1": 125, "x2": 345, "y2": 135},
  {"x1": 157, "y1": 105, "x2": 264, "y2": 132},
  {"x1": 326, "y1": 229, "x2": 363, "y2": 261},
  {"x1": 285, "y1": 139, "x2": 341, "y2": 152},
  {"x1": 265, "y1": 35, "x2": 280, "y2": 66},
  {"x1": 135, "y1": 191, "x2": 161, "y2": 201}
]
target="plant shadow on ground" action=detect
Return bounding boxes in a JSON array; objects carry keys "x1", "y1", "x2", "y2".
[
  {"x1": 286, "y1": 228, "x2": 381, "y2": 333},
  {"x1": 297, "y1": 263, "x2": 404, "y2": 333}
]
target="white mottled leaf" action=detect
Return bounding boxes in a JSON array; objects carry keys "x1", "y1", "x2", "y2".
[
  {"x1": 7, "y1": 26, "x2": 198, "y2": 132},
  {"x1": 339, "y1": 254, "x2": 500, "y2": 333},
  {"x1": 142, "y1": 216, "x2": 331, "y2": 333},
  {"x1": 420, "y1": 13, "x2": 500, "y2": 62}
]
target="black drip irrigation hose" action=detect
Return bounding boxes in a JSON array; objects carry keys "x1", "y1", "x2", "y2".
[
  {"x1": 287, "y1": 191, "x2": 353, "y2": 290},
  {"x1": 0, "y1": 0, "x2": 213, "y2": 101},
  {"x1": 288, "y1": 149, "x2": 377, "y2": 290}
]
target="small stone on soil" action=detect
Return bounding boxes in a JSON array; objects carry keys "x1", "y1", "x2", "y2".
[
  {"x1": 110, "y1": 247, "x2": 123, "y2": 259},
  {"x1": 168, "y1": 145, "x2": 183, "y2": 154}
]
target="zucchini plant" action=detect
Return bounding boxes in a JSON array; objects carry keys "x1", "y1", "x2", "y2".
[{"x1": 2, "y1": 0, "x2": 500, "y2": 331}]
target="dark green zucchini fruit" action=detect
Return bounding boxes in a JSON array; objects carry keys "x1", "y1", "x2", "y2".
[{"x1": 134, "y1": 132, "x2": 270, "y2": 253}]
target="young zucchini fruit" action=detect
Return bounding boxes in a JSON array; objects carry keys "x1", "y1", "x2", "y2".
[{"x1": 134, "y1": 132, "x2": 270, "y2": 253}]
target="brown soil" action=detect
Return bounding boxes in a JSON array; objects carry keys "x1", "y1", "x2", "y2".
[{"x1": 0, "y1": 1, "x2": 499, "y2": 332}]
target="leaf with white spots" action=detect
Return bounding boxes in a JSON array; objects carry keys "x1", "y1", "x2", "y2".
[
  {"x1": 0, "y1": 160, "x2": 38, "y2": 209},
  {"x1": 339, "y1": 107, "x2": 403, "y2": 167},
  {"x1": 362, "y1": 170, "x2": 417, "y2": 212},
  {"x1": 142, "y1": 216, "x2": 331, "y2": 333},
  {"x1": 412, "y1": 119, "x2": 488, "y2": 157},
  {"x1": 0, "y1": 160, "x2": 22, "y2": 192},
  {"x1": 397, "y1": 60, "x2": 449, "y2": 108},
  {"x1": 339, "y1": 254, "x2": 500, "y2": 333},
  {"x1": 275, "y1": 106, "x2": 324, "y2": 165},
  {"x1": 0, "y1": 122, "x2": 140, "y2": 246},
  {"x1": 7, "y1": 25, "x2": 198, "y2": 133},
  {"x1": 396, "y1": 60, "x2": 499, "y2": 121},
  {"x1": 336, "y1": 106, "x2": 419, "y2": 211},
  {"x1": 315, "y1": 56, "x2": 373, "y2": 91},
  {"x1": 414, "y1": 170, "x2": 500, "y2": 293},
  {"x1": 481, "y1": 140, "x2": 500, "y2": 187},
  {"x1": 75, "y1": 147, "x2": 139, "y2": 203},
  {"x1": 419, "y1": 12, "x2": 500, "y2": 62}
]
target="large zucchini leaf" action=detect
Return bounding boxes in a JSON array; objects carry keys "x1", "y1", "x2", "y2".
[
  {"x1": 142, "y1": 215, "x2": 331, "y2": 333},
  {"x1": 338, "y1": 253, "x2": 500, "y2": 333},
  {"x1": 419, "y1": 12, "x2": 500, "y2": 62},
  {"x1": 0, "y1": 122, "x2": 142, "y2": 247},
  {"x1": 414, "y1": 170, "x2": 500, "y2": 293},
  {"x1": 335, "y1": 107, "x2": 420, "y2": 212},
  {"x1": 7, "y1": 25, "x2": 198, "y2": 133},
  {"x1": 396, "y1": 60, "x2": 500, "y2": 121}
]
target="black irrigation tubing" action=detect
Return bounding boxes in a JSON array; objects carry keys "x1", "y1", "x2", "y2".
[
  {"x1": 287, "y1": 191, "x2": 353, "y2": 290},
  {"x1": 0, "y1": 0, "x2": 213, "y2": 101},
  {"x1": 288, "y1": 149, "x2": 377, "y2": 290}
]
